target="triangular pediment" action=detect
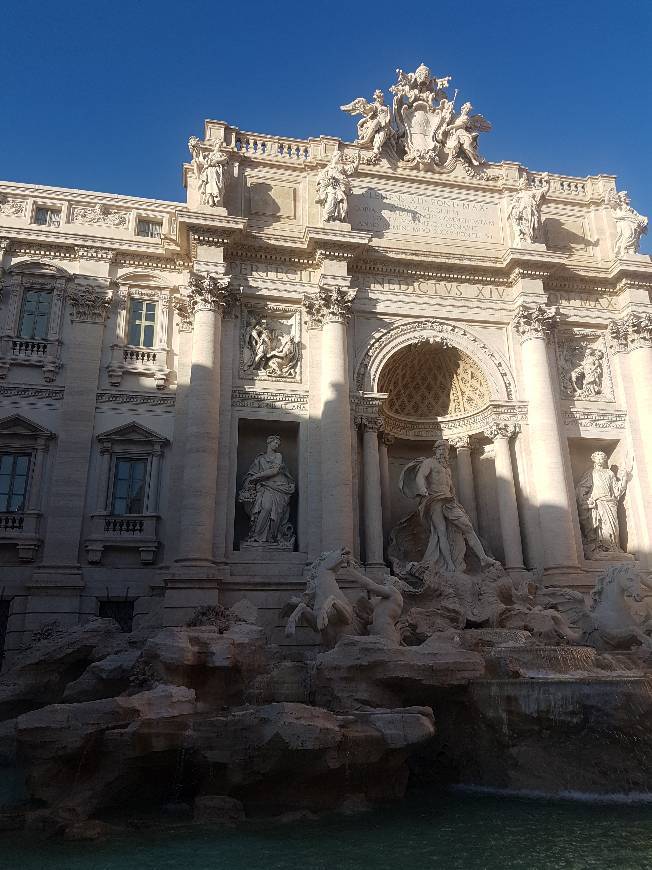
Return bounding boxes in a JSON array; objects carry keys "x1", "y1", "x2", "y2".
[
  {"x1": 0, "y1": 414, "x2": 55, "y2": 438},
  {"x1": 97, "y1": 421, "x2": 168, "y2": 444}
]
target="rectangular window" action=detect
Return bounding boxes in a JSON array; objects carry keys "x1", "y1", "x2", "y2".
[
  {"x1": 136, "y1": 219, "x2": 162, "y2": 239},
  {"x1": 127, "y1": 299, "x2": 157, "y2": 348},
  {"x1": 98, "y1": 599, "x2": 134, "y2": 633},
  {"x1": 111, "y1": 457, "x2": 147, "y2": 515},
  {"x1": 0, "y1": 453, "x2": 31, "y2": 512},
  {"x1": 0, "y1": 601, "x2": 10, "y2": 668},
  {"x1": 34, "y1": 207, "x2": 61, "y2": 227},
  {"x1": 19, "y1": 289, "x2": 52, "y2": 340}
]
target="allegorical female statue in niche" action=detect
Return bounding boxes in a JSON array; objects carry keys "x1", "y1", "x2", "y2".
[
  {"x1": 575, "y1": 451, "x2": 632, "y2": 560},
  {"x1": 238, "y1": 435, "x2": 295, "y2": 549}
]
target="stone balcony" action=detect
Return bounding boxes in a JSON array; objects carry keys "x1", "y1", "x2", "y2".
[
  {"x1": 107, "y1": 344, "x2": 170, "y2": 389},
  {"x1": 0, "y1": 511, "x2": 42, "y2": 561},
  {"x1": 85, "y1": 513, "x2": 160, "y2": 564},
  {"x1": 0, "y1": 335, "x2": 62, "y2": 381}
]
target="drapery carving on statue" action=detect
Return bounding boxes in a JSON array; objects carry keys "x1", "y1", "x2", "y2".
[
  {"x1": 575, "y1": 451, "x2": 632, "y2": 561},
  {"x1": 188, "y1": 136, "x2": 229, "y2": 209},
  {"x1": 282, "y1": 548, "x2": 404, "y2": 647},
  {"x1": 67, "y1": 283, "x2": 112, "y2": 323},
  {"x1": 340, "y1": 91, "x2": 395, "y2": 164},
  {"x1": 237, "y1": 435, "x2": 296, "y2": 550},
  {"x1": 303, "y1": 286, "x2": 355, "y2": 327},
  {"x1": 511, "y1": 304, "x2": 557, "y2": 343},
  {"x1": 241, "y1": 311, "x2": 299, "y2": 379},
  {"x1": 315, "y1": 150, "x2": 360, "y2": 222},
  {"x1": 607, "y1": 190, "x2": 648, "y2": 258},
  {"x1": 508, "y1": 175, "x2": 549, "y2": 246}
]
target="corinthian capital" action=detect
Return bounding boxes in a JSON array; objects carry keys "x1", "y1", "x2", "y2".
[
  {"x1": 448, "y1": 434, "x2": 471, "y2": 450},
  {"x1": 511, "y1": 304, "x2": 557, "y2": 343},
  {"x1": 303, "y1": 286, "x2": 356, "y2": 328},
  {"x1": 175, "y1": 273, "x2": 241, "y2": 329},
  {"x1": 484, "y1": 421, "x2": 519, "y2": 441},
  {"x1": 67, "y1": 283, "x2": 112, "y2": 323},
  {"x1": 608, "y1": 312, "x2": 652, "y2": 352}
]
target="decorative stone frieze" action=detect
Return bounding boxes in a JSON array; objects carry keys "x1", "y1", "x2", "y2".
[
  {"x1": 71, "y1": 204, "x2": 129, "y2": 229},
  {"x1": 511, "y1": 304, "x2": 557, "y2": 343},
  {"x1": 564, "y1": 409, "x2": 627, "y2": 430},
  {"x1": 0, "y1": 197, "x2": 26, "y2": 218},
  {"x1": 231, "y1": 388, "x2": 308, "y2": 413},
  {"x1": 303, "y1": 287, "x2": 356, "y2": 327},
  {"x1": 75, "y1": 246, "x2": 115, "y2": 262},
  {"x1": 67, "y1": 284, "x2": 112, "y2": 323}
]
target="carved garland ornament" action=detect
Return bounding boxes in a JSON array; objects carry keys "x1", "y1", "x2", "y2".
[{"x1": 67, "y1": 284, "x2": 112, "y2": 323}]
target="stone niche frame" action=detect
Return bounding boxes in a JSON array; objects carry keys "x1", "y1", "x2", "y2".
[
  {"x1": 239, "y1": 303, "x2": 302, "y2": 384},
  {"x1": 0, "y1": 413, "x2": 55, "y2": 561},
  {"x1": 555, "y1": 329, "x2": 615, "y2": 402}
]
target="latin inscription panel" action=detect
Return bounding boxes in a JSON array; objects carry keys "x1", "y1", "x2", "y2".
[{"x1": 349, "y1": 187, "x2": 502, "y2": 242}]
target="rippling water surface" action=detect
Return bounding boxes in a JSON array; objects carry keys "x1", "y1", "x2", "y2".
[{"x1": 3, "y1": 789, "x2": 652, "y2": 870}]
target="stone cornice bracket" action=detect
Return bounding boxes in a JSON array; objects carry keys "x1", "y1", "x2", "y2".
[
  {"x1": 484, "y1": 421, "x2": 520, "y2": 441},
  {"x1": 303, "y1": 286, "x2": 356, "y2": 328},
  {"x1": 506, "y1": 266, "x2": 551, "y2": 287},
  {"x1": 608, "y1": 312, "x2": 652, "y2": 353},
  {"x1": 67, "y1": 282, "x2": 113, "y2": 323},
  {"x1": 511, "y1": 303, "x2": 557, "y2": 343}
]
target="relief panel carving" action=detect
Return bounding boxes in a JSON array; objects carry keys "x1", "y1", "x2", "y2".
[
  {"x1": 556, "y1": 331, "x2": 614, "y2": 401},
  {"x1": 240, "y1": 306, "x2": 301, "y2": 382}
]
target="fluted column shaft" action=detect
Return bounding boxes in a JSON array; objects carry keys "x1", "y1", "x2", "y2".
[
  {"x1": 361, "y1": 421, "x2": 384, "y2": 566},
  {"x1": 450, "y1": 437, "x2": 478, "y2": 530},
  {"x1": 175, "y1": 274, "x2": 238, "y2": 565},
  {"x1": 513, "y1": 305, "x2": 578, "y2": 569},
  {"x1": 320, "y1": 316, "x2": 354, "y2": 550},
  {"x1": 487, "y1": 426, "x2": 524, "y2": 569}
]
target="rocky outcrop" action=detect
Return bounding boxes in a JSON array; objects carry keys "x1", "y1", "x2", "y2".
[
  {"x1": 314, "y1": 635, "x2": 484, "y2": 710},
  {"x1": 0, "y1": 618, "x2": 126, "y2": 721}
]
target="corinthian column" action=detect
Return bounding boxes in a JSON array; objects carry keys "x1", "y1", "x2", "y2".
[
  {"x1": 512, "y1": 304, "x2": 578, "y2": 569},
  {"x1": 174, "y1": 273, "x2": 240, "y2": 567},
  {"x1": 484, "y1": 422, "x2": 524, "y2": 570},
  {"x1": 608, "y1": 313, "x2": 652, "y2": 559},
  {"x1": 358, "y1": 416, "x2": 385, "y2": 570},
  {"x1": 304, "y1": 287, "x2": 355, "y2": 551},
  {"x1": 449, "y1": 435, "x2": 478, "y2": 530}
]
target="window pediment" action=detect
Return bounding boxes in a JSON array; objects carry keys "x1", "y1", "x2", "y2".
[
  {"x1": 0, "y1": 414, "x2": 55, "y2": 440},
  {"x1": 96, "y1": 421, "x2": 168, "y2": 446}
]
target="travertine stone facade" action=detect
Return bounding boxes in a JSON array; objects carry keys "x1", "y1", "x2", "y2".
[{"x1": 1, "y1": 64, "x2": 651, "y2": 665}]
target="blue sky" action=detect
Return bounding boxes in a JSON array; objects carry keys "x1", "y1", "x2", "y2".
[{"x1": 2, "y1": 0, "x2": 650, "y2": 250}]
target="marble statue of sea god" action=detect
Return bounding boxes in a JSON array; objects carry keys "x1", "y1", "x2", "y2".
[
  {"x1": 238, "y1": 435, "x2": 296, "y2": 549},
  {"x1": 576, "y1": 451, "x2": 632, "y2": 561},
  {"x1": 399, "y1": 439, "x2": 499, "y2": 574}
]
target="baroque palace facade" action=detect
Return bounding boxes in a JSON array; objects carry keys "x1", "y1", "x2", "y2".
[{"x1": 0, "y1": 64, "x2": 650, "y2": 665}]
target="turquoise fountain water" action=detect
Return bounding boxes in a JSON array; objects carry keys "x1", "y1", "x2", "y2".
[{"x1": 3, "y1": 788, "x2": 652, "y2": 870}]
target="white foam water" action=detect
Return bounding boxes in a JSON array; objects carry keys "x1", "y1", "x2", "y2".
[{"x1": 453, "y1": 783, "x2": 652, "y2": 804}]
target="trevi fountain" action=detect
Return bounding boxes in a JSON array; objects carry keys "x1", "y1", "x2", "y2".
[{"x1": 0, "y1": 62, "x2": 651, "y2": 867}]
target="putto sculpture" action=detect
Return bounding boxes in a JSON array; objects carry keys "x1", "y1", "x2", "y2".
[
  {"x1": 238, "y1": 435, "x2": 296, "y2": 549},
  {"x1": 508, "y1": 175, "x2": 549, "y2": 245},
  {"x1": 608, "y1": 190, "x2": 648, "y2": 257},
  {"x1": 340, "y1": 62, "x2": 491, "y2": 170},
  {"x1": 576, "y1": 451, "x2": 632, "y2": 560},
  {"x1": 315, "y1": 149, "x2": 360, "y2": 222}
]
